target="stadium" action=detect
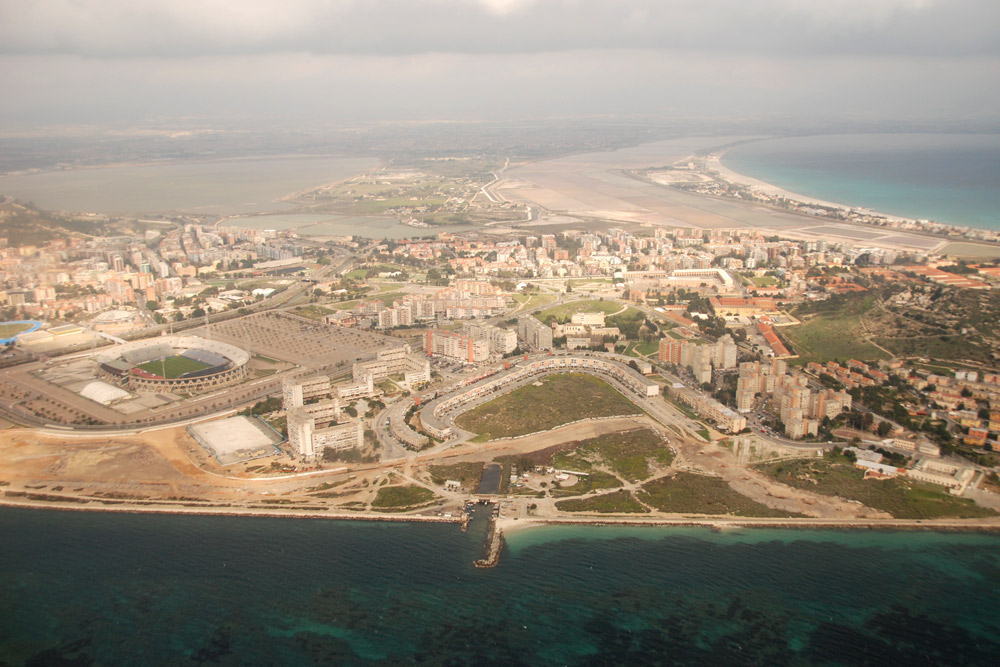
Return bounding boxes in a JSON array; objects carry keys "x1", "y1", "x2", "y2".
[{"x1": 96, "y1": 335, "x2": 251, "y2": 393}]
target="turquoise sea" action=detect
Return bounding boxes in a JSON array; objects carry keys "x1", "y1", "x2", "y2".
[
  {"x1": 722, "y1": 134, "x2": 1000, "y2": 231},
  {"x1": 2, "y1": 507, "x2": 999, "y2": 665}
]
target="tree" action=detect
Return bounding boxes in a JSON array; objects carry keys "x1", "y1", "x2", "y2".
[
  {"x1": 145, "y1": 300, "x2": 159, "y2": 311},
  {"x1": 876, "y1": 421, "x2": 892, "y2": 437}
]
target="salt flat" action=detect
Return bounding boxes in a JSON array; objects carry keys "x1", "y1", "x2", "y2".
[{"x1": 501, "y1": 137, "x2": 959, "y2": 252}]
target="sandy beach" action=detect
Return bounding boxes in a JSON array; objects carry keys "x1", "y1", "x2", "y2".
[{"x1": 706, "y1": 150, "x2": 911, "y2": 223}]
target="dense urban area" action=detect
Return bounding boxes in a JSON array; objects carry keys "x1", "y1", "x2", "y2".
[{"x1": 2, "y1": 152, "x2": 1000, "y2": 534}]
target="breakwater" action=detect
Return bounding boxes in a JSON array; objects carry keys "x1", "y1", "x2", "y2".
[{"x1": 474, "y1": 507, "x2": 505, "y2": 568}]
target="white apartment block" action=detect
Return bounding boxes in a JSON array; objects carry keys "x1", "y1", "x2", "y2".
[
  {"x1": 424, "y1": 329, "x2": 491, "y2": 364},
  {"x1": 518, "y1": 316, "x2": 553, "y2": 351},
  {"x1": 464, "y1": 323, "x2": 518, "y2": 355},
  {"x1": 352, "y1": 345, "x2": 431, "y2": 385},
  {"x1": 286, "y1": 398, "x2": 364, "y2": 459}
]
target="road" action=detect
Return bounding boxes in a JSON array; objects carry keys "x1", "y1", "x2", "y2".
[{"x1": 120, "y1": 248, "x2": 356, "y2": 342}]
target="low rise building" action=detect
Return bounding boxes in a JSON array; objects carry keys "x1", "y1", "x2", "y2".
[
  {"x1": 571, "y1": 311, "x2": 606, "y2": 326},
  {"x1": 908, "y1": 459, "x2": 975, "y2": 494},
  {"x1": 666, "y1": 383, "x2": 747, "y2": 433}
]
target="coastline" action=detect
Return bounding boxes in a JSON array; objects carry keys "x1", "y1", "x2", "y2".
[
  {"x1": 696, "y1": 143, "x2": 1000, "y2": 250},
  {"x1": 0, "y1": 494, "x2": 463, "y2": 525},
  {"x1": 708, "y1": 150, "x2": 913, "y2": 225},
  {"x1": 498, "y1": 515, "x2": 1000, "y2": 535},
  {"x1": 4, "y1": 494, "x2": 999, "y2": 534}
]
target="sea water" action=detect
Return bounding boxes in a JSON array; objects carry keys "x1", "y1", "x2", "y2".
[
  {"x1": 722, "y1": 134, "x2": 1000, "y2": 231},
  {"x1": 2, "y1": 507, "x2": 999, "y2": 665}
]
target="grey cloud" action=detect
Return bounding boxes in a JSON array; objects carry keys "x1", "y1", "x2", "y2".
[
  {"x1": 3, "y1": 49, "x2": 997, "y2": 128},
  {"x1": 1, "y1": 0, "x2": 998, "y2": 58}
]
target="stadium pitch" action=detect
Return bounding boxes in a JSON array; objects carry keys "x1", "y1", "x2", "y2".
[{"x1": 136, "y1": 355, "x2": 212, "y2": 379}]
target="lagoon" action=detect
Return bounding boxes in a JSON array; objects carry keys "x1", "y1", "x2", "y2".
[{"x1": 0, "y1": 155, "x2": 378, "y2": 215}]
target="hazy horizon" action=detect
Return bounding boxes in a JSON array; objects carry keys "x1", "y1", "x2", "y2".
[{"x1": 1, "y1": 0, "x2": 998, "y2": 134}]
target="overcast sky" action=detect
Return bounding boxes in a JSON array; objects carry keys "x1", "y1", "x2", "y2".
[{"x1": 1, "y1": 0, "x2": 998, "y2": 129}]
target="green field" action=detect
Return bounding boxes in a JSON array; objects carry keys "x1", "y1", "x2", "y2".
[
  {"x1": 513, "y1": 293, "x2": 557, "y2": 311},
  {"x1": 549, "y1": 470, "x2": 623, "y2": 497},
  {"x1": 0, "y1": 322, "x2": 34, "y2": 339},
  {"x1": 454, "y1": 372, "x2": 639, "y2": 441},
  {"x1": 640, "y1": 472, "x2": 804, "y2": 517},
  {"x1": 785, "y1": 295, "x2": 889, "y2": 364},
  {"x1": 429, "y1": 462, "x2": 484, "y2": 488},
  {"x1": 555, "y1": 429, "x2": 674, "y2": 483},
  {"x1": 874, "y1": 334, "x2": 981, "y2": 362},
  {"x1": 535, "y1": 299, "x2": 626, "y2": 324},
  {"x1": 293, "y1": 305, "x2": 335, "y2": 320},
  {"x1": 371, "y1": 485, "x2": 437, "y2": 509},
  {"x1": 621, "y1": 339, "x2": 658, "y2": 357},
  {"x1": 749, "y1": 275, "x2": 780, "y2": 287},
  {"x1": 556, "y1": 490, "x2": 649, "y2": 514},
  {"x1": 331, "y1": 291, "x2": 405, "y2": 311},
  {"x1": 136, "y1": 355, "x2": 212, "y2": 379},
  {"x1": 756, "y1": 456, "x2": 996, "y2": 520}
]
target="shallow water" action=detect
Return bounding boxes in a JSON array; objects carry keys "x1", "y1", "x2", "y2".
[{"x1": 723, "y1": 134, "x2": 1000, "y2": 230}]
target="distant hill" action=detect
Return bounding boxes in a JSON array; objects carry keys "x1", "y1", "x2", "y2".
[{"x1": 0, "y1": 198, "x2": 139, "y2": 246}]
